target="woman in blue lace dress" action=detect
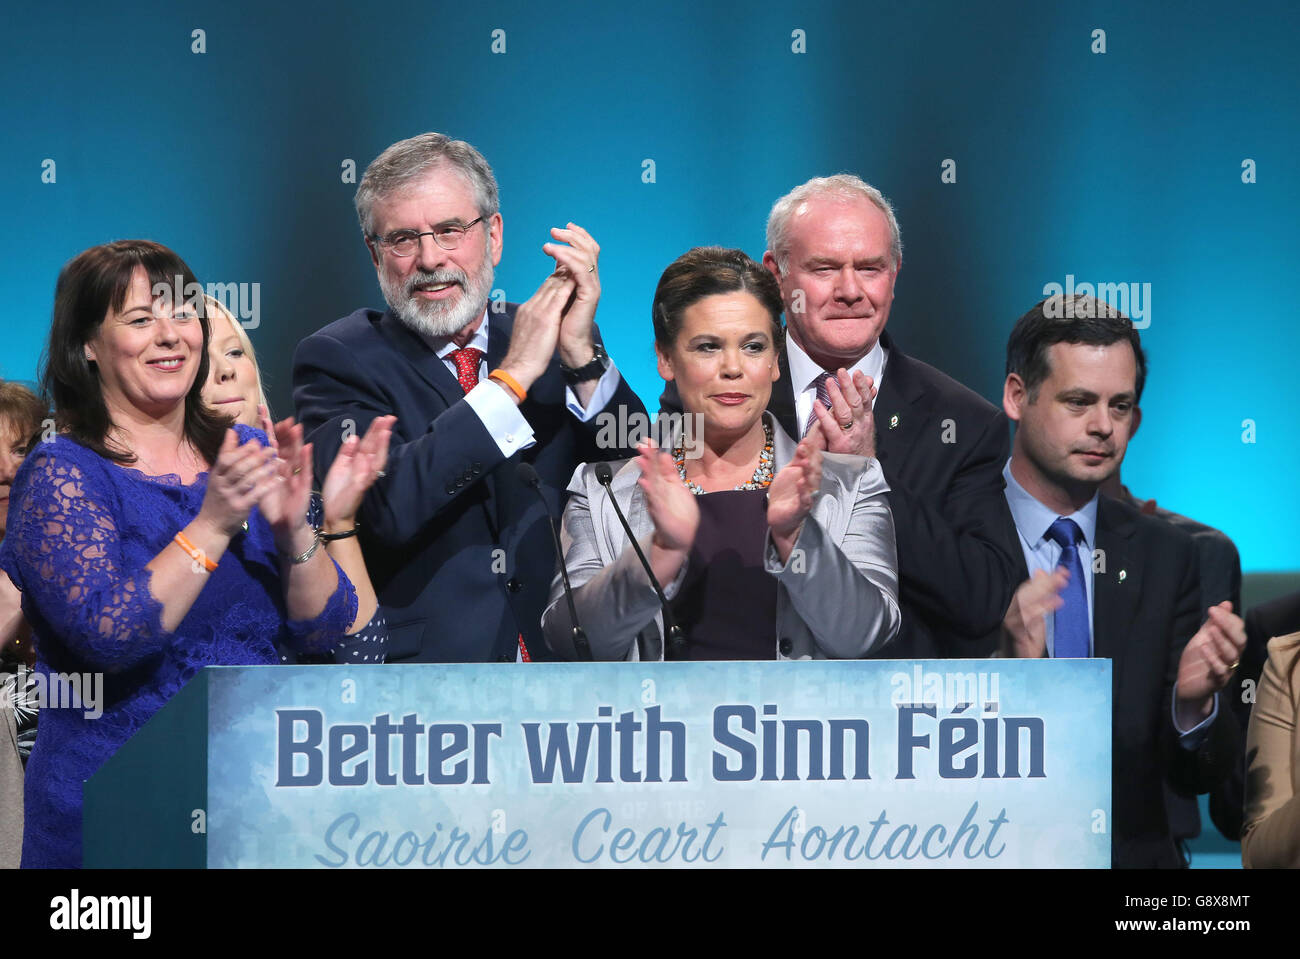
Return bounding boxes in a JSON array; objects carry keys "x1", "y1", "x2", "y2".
[
  {"x1": 0, "y1": 240, "x2": 358, "y2": 868},
  {"x1": 202, "y1": 294, "x2": 392, "y2": 663}
]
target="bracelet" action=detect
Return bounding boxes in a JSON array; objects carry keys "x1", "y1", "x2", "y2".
[
  {"x1": 173, "y1": 531, "x2": 218, "y2": 573},
  {"x1": 488, "y1": 369, "x2": 526, "y2": 402},
  {"x1": 320, "y1": 525, "x2": 358, "y2": 542},
  {"x1": 281, "y1": 529, "x2": 321, "y2": 565}
]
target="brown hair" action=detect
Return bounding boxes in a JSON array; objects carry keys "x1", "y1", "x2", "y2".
[
  {"x1": 652, "y1": 247, "x2": 784, "y2": 350},
  {"x1": 0, "y1": 380, "x2": 47, "y2": 450},
  {"x1": 43, "y1": 240, "x2": 229, "y2": 464}
]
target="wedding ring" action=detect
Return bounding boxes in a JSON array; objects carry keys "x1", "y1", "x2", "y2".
[
  {"x1": 292, "y1": 467, "x2": 302, "y2": 475},
  {"x1": 840, "y1": 420, "x2": 853, "y2": 431},
  {"x1": 1229, "y1": 660, "x2": 1240, "y2": 671},
  {"x1": 376, "y1": 469, "x2": 387, "y2": 479},
  {"x1": 587, "y1": 264, "x2": 596, "y2": 273}
]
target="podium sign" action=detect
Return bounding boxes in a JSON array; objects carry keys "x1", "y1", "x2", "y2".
[{"x1": 84, "y1": 660, "x2": 1111, "y2": 868}]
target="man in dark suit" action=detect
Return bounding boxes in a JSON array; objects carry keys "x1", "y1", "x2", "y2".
[
  {"x1": 996, "y1": 294, "x2": 1245, "y2": 867},
  {"x1": 294, "y1": 133, "x2": 645, "y2": 663},
  {"x1": 661, "y1": 175, "x2": 1020, "y2": 658},
  {"x1": 1099, "y1": 470, "x2": 1244, "y2": 845}
]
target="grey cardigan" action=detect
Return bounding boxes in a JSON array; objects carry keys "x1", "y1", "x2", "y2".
[{"x1": 542, "y1": 415, "x2": 901, "y2": 661}]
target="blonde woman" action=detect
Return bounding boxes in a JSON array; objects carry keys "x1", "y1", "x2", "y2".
[{"x1": 202, "y1": 295, "x2": 392, "y2": 662}]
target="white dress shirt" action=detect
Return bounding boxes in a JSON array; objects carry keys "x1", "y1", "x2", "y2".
[
  {"x1": 420, "y1": 309, "x2": 622, "y2": 458},
  {"x1": 1000, "y1": 460, "x2": 1216, "y2": 740},
  {"x1": 786, "y1": 334, "x2": 887, "y2": 435}
]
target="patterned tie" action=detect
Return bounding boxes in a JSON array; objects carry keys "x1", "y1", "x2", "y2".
[
  {"x1": 448, "y1": 347, "x2": 484, "y2": 395},
  {"x1": 803, "y1": 371, "x2": 834, "y2": 437},
  {"x1": 1046, "y1": 517, "x2": 1090, "y2": 658}
]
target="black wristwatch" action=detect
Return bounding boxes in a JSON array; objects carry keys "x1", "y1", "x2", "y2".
[{"x1": 561, "y1": 341, "x2": 609, "y2": 385}]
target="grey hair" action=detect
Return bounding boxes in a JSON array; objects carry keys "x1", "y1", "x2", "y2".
[
  {"x1": 765, "y1": 174, "x2": 902, "y2": 273},
  {"x1": 354, "y1": 133, "x2": 500, "y2": 236}
]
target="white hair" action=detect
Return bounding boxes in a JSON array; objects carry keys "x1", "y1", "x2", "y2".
[{"x1": 766, "y1": 174, "x2": 902, "y2": 272}]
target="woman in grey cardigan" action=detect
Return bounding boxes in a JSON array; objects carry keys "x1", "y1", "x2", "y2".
[{"x1": 542, "y1": 247, "x2": 900, "y2": 662}]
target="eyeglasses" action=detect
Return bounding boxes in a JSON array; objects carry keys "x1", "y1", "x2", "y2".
[{"x1": 369, "y1": 216, "x2": 485, "y2": 257}]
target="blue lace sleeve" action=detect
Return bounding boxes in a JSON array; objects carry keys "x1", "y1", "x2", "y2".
[
  {"x1": 2, "y1": 447, "x2": 172, "y2": 671},
  {"x1": 283, "y1": 555, "x2": 358, "y2": 655}
]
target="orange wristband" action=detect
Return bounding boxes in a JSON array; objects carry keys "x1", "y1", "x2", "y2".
[
  {"x1": 488, "y1": 369, "x2": 526, "y2": 402},
  {"x1": 174, "y1": 531, "x2": 219, "y2": 572}
]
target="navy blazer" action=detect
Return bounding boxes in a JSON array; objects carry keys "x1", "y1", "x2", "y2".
[
  {"x1": 293, "y1": 304, "x2": 646, "y2": 663},
  {"x1": 998, "y1": 495, "x2": 1241, "y2": 868},
  {"x1": 660, "y1": 330, "x2": 1020, "y2": 659}
]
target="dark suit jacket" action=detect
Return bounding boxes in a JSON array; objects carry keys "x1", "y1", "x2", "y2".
[
  {"x1": 1117, "y1": 492, "x2": 1244, "y2": 845},
  {"x1": 1001, "y1": 495, "x2": 1241, "y2": 868},
  {"x1": 292, "y1": 305, "x2": 646, "y2": 663},
  {"x1": 660, "y1": 330, "x2": 1020, "y2": 659}
]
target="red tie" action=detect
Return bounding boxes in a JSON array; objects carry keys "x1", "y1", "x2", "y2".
[{"x1": 448, "y1": 347, "x2": 483, "y2": 394}]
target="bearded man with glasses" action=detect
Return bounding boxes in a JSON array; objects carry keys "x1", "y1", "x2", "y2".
[{"x1": 294, "y1": 132, "x2": 646, "y2": 663}]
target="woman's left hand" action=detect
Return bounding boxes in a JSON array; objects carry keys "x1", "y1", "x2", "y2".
[
  {"x1": 322, "y1": 415, "x2": 395, "y2": 529},
  {"x1": 259, "y1": 418, "x2": 315, "y2": 552},
  {"x1": 767, "y1": 432, "x2": 825, "y2": 557}
]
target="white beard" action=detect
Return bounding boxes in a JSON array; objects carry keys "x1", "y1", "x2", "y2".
[{"x1": 381, "y1": 250, "x2": 494, "y2": 339}]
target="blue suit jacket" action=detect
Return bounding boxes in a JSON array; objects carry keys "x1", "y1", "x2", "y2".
[{"x1": 292, "y1": 304, "x2": 646, "y2": 663}]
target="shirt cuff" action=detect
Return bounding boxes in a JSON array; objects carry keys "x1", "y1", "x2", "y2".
[
  {"x1": 1172, "y1": 684, "x2": 1219, "y2": 748},
  {"x1": 565, "y1": 361, "x2": 622, "y2": 422},
  {"x1": 464, "y1": 379, "x2": 536, "y2": 457}
]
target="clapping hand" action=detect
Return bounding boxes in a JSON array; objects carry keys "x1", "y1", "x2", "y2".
[
  {"x1": 1176, "y1": 602, "x2": 1248, "y2": 727},
  {"x1": 636, "y1": 440, "x2": 698, "y2": 555},
  {"x1": 497, "y1": 272, "x2": 577, "y2": 397},
  {"x1": 812, "y1": 369, "x2": 877, "y2": 458},
  {"x1": 766, "y1": 431, "x2": 825, "y2": 562},
  {"x1": 544, "y1": 222, "x2": 602, "y2": 368},
  {"x1": 322, "y1": 415, "x2": 395, "y2": 530},
  {"x1": 196, "y1": 429, "x2": 280, "y2": 537},
  {"x1": 999, "y1": 569, "x2": 1069, "y2": 658},
  {"x1": 259, "y1": 418, "x2": 316, "y2": 554}
]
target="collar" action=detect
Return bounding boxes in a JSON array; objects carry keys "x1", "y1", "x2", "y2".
[
  {"x1": 418, "y1": 308, "x2": 491, "y2": 359},
  {"x1": 1002, "y1": 459, "x2": 1098, "y2": 549},
  {"x1": 785, "y1": 332, "x2": 887, "y2": 399}
]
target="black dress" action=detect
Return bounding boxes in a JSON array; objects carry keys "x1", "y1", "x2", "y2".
[{"x1": 666, "y1": 488, "x2": 778, "y2": 660}]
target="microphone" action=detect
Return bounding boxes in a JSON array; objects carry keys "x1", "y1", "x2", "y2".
[
  {"x1": 517, "y1": 462, "x2": 591, "y2": 660},
  {"x1": 593, "y1": 461, "x2": 687, "y2": 659}
]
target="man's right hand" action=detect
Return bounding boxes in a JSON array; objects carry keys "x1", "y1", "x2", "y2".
[
  {"x1": 495, "y1": 272, "x2": 578, "y2": 400},
  {"x1": 1000, "y1": 568, "x2": 1069, "y2": 658}
]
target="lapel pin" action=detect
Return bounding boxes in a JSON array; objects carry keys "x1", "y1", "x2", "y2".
[
  {"x1": 889, "y1": 414, "x2": 900, "y2": 429},
  {"x1": 1118, "y1": 569, "x2": 1127, "y2": 583}
]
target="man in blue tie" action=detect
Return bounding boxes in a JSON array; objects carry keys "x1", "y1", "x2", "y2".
[{"x1": 996, "y1": 294, "x2": 1245, "y2": 868}]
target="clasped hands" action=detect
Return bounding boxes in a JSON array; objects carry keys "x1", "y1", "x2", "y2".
[
  {"x1": 809, "y1": 368, "x2": 878, "y2": 458},
  {"x1": 496, "y1": 223, "x2": 603, "y2": 399}
]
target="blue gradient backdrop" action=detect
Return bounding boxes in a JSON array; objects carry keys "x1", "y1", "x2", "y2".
[{"x1": 2, "y1": 0, "x2": 1296, "y2": 571}]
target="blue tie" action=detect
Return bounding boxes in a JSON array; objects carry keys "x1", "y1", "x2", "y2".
[{"x1": 1046, "y1": 517, "x2": 1090, "y2": 658}]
